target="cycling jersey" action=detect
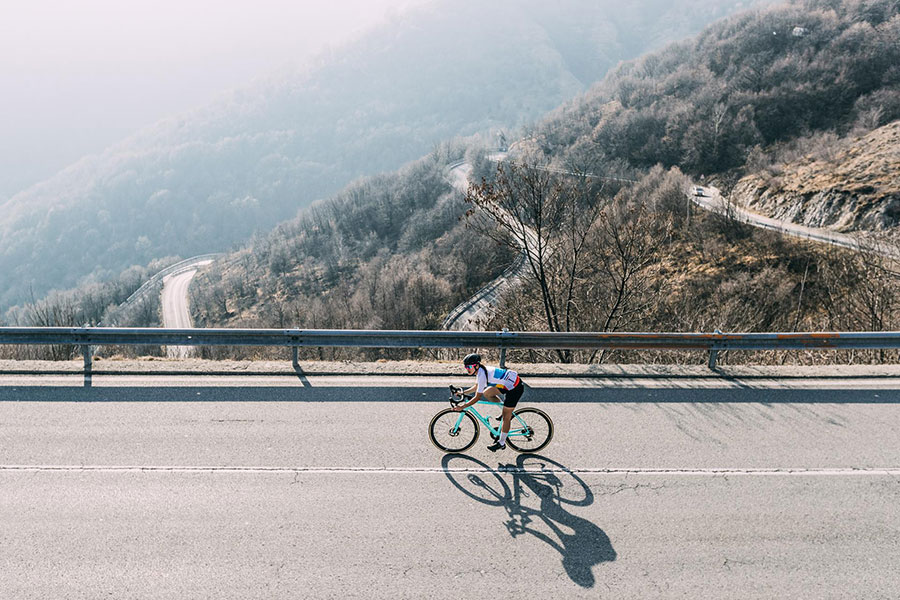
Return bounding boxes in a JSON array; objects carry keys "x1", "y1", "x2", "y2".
[{"x1": 476, "y1": 366, "x2": 520, "y2": 394}]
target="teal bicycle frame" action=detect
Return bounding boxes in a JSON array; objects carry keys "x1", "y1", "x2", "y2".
[{"x1": 453, "y1": 397, "x2": 531, "y2": 440}]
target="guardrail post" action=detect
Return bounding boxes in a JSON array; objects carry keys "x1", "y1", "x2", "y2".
[
  {"x1": 499, "y1": 328, "x2": 509, "y2": 368},
  {"x1": 708, "y1": 329, "x2": 723, "y2": 369},
  {"x1": 288, "y1": 331, "x2": 301, "y2": 369},
  {"x1": 83, "y1": 345, "x2": 92, "y2": 388}
]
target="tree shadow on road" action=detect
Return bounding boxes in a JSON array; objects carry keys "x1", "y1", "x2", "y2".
[{"x1": 441, "y1": 453, "x2": 615, "y2": 588}]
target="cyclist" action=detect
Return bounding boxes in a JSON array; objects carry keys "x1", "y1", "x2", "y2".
[{"x1": 452, "y1": 353, "x2": 524, "y2": 452}]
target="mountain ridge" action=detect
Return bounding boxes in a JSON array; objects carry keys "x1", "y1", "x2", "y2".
[{"x1": 0, "y1": 0, "x2": 769, "y2": 314}]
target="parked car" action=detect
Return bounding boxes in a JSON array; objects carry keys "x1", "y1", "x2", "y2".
[{"x1": 692, "y1": 186, "x2": 705, "y2": 196}]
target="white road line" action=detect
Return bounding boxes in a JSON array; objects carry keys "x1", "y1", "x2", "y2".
[{"x1": 2, "y1": 465, "x2": 899, "y2": 476}]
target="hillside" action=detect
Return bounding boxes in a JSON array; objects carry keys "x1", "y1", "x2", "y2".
[
  {"x1": 188, "y1": 150, "x2": 518, "y2": 341},
  {"x1": 733, "y1": 121, "x2": 900, "y2": 233},
  {"x1": 534, "y1": 0, "x2": 899, "y2": 180},
  {"x1": 0, "y1": 0, "x2": 763, "y2": 316}
]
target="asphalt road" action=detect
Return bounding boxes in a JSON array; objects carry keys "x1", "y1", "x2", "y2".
[
  {"x1": 160, "y1": 270, "x2": 198, "y2": 358},
  {"x1": 690, "y1": 187, "x2": 900, "y2": 258},
  {"x1": 1, "y1": 375, "x2": 899, "y2": 598}
]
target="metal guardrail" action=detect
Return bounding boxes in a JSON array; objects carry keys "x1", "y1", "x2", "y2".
[
  {"x1": 119, "y1": 254, "x2": 222, "y2": 308},
  {"x1": 3, "y1": 327, "x2": 900, "y2": 387}
]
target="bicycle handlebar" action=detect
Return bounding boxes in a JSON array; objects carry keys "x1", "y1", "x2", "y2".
[{"x1": 448, "y1": 385, "x2": 472, "y2": 407}]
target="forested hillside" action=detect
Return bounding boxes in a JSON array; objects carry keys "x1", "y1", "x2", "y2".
[
  {"x1": 0, "y1": 0, "x2": 761, "y2": 316},
  {"x1": 535, "y1": 0, "x2": 899, "y2": 186},
  {"x1": 189, "y1": 145, "x2": 516, "y2": 338}
]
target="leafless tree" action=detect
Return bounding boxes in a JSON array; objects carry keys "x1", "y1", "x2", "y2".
[
  {"x1": 820, "y1": 236, "x2": 900, "y2": 362},
  {"x1": 466, "y1": 161, "x2": 664, "y2": 362},
  {"x1": 465, "y1": 162, "x2": 599, "y2": 336}
]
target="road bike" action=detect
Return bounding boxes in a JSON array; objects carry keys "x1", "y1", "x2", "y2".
[{"x1": 429, "y1": 385, "x2": 553, "y2": 453}]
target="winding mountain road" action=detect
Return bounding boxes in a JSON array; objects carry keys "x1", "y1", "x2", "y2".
[
  {"x1": 443, "y1": 161, "x2": 505, "y2": 330},
  {"x1": 160, "y1": 259, "x2": 213, "y2": 357},
  {"x1": 692, "y1": 186, "x2": 899, "y2": 258},
  {"x1": 160, "y1": 270, "x2": 198, "y2": 358},
  {"x1": 442, "y1": 160, "x2": 537, "y2": 331}
]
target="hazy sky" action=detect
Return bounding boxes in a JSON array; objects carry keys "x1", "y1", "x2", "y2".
[{"x1": 0, "y1": 0, "x2": 427, "y2": 199}]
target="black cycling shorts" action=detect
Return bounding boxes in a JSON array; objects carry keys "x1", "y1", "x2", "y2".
[{"x1": 501, "y1": 382, "x2": 524, "y2": 408}]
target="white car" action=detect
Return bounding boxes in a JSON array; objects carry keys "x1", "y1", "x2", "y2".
[{"x1": 692, "y1": 186, "x2": 705, "y2": 196}]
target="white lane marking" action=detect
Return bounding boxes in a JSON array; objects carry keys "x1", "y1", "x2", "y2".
[{"x1": 1, "y1": 465, "x2": 899, "y2": 476}]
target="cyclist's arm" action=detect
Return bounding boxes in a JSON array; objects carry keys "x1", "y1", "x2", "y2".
[
  {"x1": 454, "y1": 391, "x2": 483, "y2": 411},
  {"x1": 453, "y1": 372, "x2": 484, "y2": 409}
]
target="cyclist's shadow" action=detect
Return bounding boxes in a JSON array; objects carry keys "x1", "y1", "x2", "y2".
[{"x1": 441, "y1": 453, "x2": 616, "y2": 588}]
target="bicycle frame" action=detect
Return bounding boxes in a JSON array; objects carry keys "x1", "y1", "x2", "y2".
[{"x1": 453, "y1": 399, "x2": 532, "y2": 439}]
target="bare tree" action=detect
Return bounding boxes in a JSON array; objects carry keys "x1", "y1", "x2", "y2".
[
  {"x1": 467, "y1": 161, "x2": 665, "y2": 362},
  {"x1": 820, "y1": 237, "x2": 900, "y2": 363},
  {"x1": 465, "y1": 162, "x2": 601, "y2": 335}
]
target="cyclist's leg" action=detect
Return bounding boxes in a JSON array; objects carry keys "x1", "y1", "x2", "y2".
[
  {"x1": 482, "y1": 386, "x2": 502, "y2": 402},
  {"x1": 482, "y1": 386, "x2": 504, "y2": 427},
  {"x1": 500, "y1": 383, "x2": 525, "y2": 439},
  {"x1": 486, "y1": 405, "x2": 515, "y2": 451},
  {"x1": 500, "y1": 406, "x2": 514, "y2": 434},
  {"x1": 498, "y1": 384, "x2": 524, "y2": 444}
]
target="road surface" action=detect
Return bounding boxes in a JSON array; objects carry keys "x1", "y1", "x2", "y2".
[
  {"x1": 160, "y1": 269, "x2": 201, "y2": 358},
  {"x1": 1, "y1": 373, "x2": 898, "y2": 598}
]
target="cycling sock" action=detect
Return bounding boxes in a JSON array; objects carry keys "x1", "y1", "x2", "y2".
[{"x1": 499, "y1": 431, "x2": 508, "y2": 445}]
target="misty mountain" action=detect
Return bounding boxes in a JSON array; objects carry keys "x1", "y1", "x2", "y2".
[{"x1": 0, "y1": 0, "x2": 766, "y2": 314}]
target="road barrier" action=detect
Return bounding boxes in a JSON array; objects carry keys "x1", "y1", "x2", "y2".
[
  {"x1": 115, "y1": 254, "x2": 222, "y2": 312},
  {"x1": 3, "y1": 327, "x2": 900, "y2": 387}
]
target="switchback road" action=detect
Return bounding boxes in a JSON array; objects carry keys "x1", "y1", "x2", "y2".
[
  {"x1": 1, "y1": 374, "x2": 898, "y2": 598},
  {"x1": 443, "y1": 160, "x2": 537, "y2": 330}
]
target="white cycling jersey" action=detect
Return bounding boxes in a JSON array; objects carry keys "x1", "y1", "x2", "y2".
[{"x1": 475, "y1": 366, "x2": 520, "y2": 394}]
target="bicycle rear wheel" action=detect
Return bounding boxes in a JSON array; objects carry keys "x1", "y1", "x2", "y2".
[
  {"x1": 506, "y1": 407, "x2": 553, "y2": 453},
  {"x1": 429, "y1": 409, "x2": 479, "y2": 453}
]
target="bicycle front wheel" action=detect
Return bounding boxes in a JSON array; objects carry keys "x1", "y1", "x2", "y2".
[
  {"x1": 429, "y1": 409, "x2": 479, "y2": 453},
  {"x1": 506, "y1": 407, "x2": 553, "y2": 453}
]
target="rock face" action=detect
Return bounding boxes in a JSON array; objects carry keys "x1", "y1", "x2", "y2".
[{"x1": 732, "y1": 121, "x2": 900, "y2": 233}]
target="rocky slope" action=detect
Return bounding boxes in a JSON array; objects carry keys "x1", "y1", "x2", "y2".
[{"x1": 733, "y1": 121, "x2": 900, "y2": 234}]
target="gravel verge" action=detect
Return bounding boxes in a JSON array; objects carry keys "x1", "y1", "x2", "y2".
[{"x1": 2, "y1": 358, "x2": 900, "y2": 379}]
